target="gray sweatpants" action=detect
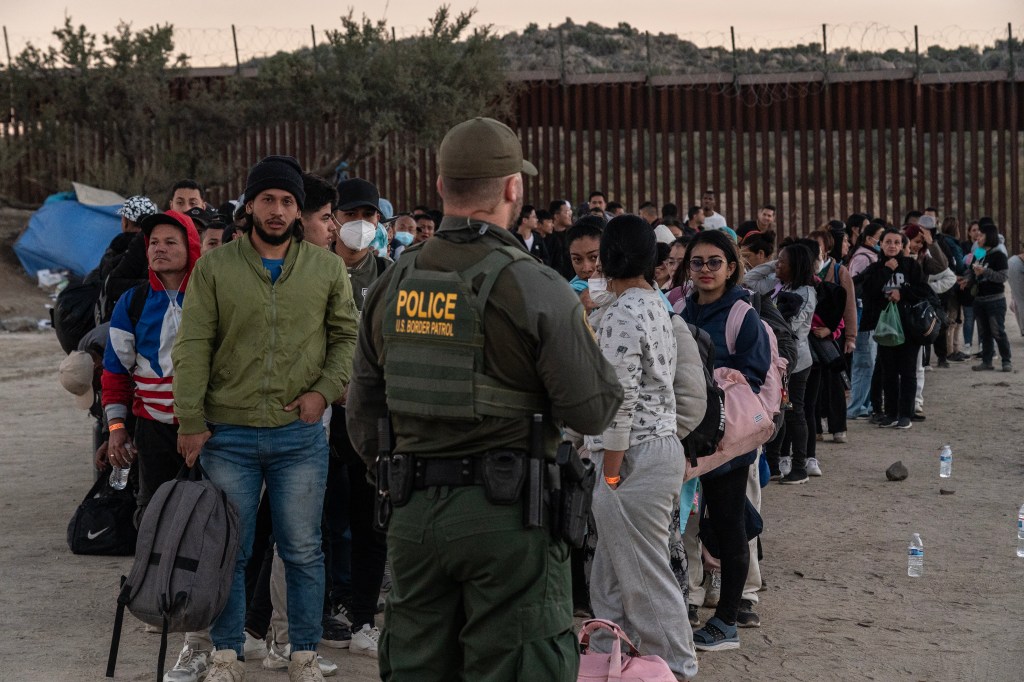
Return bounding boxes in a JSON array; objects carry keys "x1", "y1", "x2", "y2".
[{"x1": 590, "y1": 436, "x2": 699, "y2": 680}]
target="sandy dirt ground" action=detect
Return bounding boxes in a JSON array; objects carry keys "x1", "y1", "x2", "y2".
[{"x1": 2, "y1": 324, "x2": 1024, "y2": 680}]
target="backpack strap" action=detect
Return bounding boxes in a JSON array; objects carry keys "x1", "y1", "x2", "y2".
[
  {"x1": 106, "y1": 575, "x2": 128, "y2": 677},
  {"x1": 153, "y1": 485, "x2": 205, "y2": 614},
  {"x1": 126, "y1": 282, "x2": 150, "y2": 331},
  {"x1": 725, "y1": 300, "x2": 755, "y2": 355}
]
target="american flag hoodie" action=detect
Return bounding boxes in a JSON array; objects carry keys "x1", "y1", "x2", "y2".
[{"x1": 102, "y1": 212, "x2": 202, "y2": 425}]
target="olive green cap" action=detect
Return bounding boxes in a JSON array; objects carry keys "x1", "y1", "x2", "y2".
[{"x1": 438, "y1": 117, "x2": 538, "y2": 179}]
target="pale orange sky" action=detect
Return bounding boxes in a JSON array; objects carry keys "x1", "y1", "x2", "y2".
[{"x1": 3, "y1": 1, "x2": 1021, "y2": 67}]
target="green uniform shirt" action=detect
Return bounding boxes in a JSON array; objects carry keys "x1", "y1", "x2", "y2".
[{"x1": 346, "y1": 216, "x2": 624, "y2": 464}]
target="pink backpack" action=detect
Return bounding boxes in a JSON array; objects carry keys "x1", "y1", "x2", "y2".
[
  {"x1": 685, "y1": 300, "x2": 786, "y2": 479},
  {"x1": 577, "y1": 619, "x2": 677, "y2": 682},
  {"x1": 726, "y1": 299, "x2": 788, "y2": 419}
]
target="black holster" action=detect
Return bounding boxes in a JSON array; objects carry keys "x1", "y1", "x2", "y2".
[
  {"x1": 387, "y1": 453, "x2": 415, "y2": 508},
  {"x1": 551, "y1": 442, "x2": 595, "y2": 548}
]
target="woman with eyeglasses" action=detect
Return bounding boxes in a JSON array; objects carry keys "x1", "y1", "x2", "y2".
[{"x1": 679, "y1": 230, "x2": 771, "y2": 652}]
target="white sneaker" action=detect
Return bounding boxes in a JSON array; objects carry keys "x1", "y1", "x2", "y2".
[
  {"x1": 243, "y1": 631, "x2": 266, "y2": 660},
  {"x1": 806, "y1": 457, "x2": 823, "y2": 477},
  {"x1": 831, "y1": 431, "x2": 847, "y2": 444},
  {"x1": 349, "y1": 624, "x2": 380, "y2": 658},
  {"x1": 702, "y1": 569, "x2": 721, "y2": 608},
  {"x1": 263, "y1": 639, "x2": 290, "y2": 670},
  {"x1": 263, "y1": 640, "x2": 336, "y2": 677},
  {"x1": 289, "y1": 650, "x2": 325, "y2": 682},
  {"x1": 163, "y1": 642, "x2": 210, "y2": 682},
  {"x1": 779, "y1": 456, "x2": 793, "y2": 477},
  {"x1": 204, "y1": 649, "x2": 244, "y2": 682}
]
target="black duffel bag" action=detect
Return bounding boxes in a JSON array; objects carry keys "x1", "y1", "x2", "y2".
[{"x1": 67, "y1": 468, "x2": 137, "y2": 556}]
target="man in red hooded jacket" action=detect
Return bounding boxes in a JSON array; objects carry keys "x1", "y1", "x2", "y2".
[{"x1": 101, "y1": 210, "x2": 202, "y2": 523}]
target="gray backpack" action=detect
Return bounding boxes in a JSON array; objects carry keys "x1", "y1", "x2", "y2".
[{"x1": 106, "y1": 463, "x2": 239, "y2": 681}]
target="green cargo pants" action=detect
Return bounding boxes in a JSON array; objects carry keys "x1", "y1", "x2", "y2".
[{"x1": 379, "y1": 484, "x2": 579, "y2": 682}]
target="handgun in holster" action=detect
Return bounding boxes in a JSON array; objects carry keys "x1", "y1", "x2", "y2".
[
  {"x1": 373, "y1": 416, "x2": 394, "y2": 532},
  {"x1": 553, "y1": 441, "x2": 595, "y2": 548}
]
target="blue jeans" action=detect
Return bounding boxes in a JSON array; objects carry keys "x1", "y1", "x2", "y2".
[
  {"x1": 847, "y1": 330, "x2": 876, "y2": 418},
  {"x1": 202, "y1": 419, "x2": 329, "y2": 657},
  {"x1": 963, "y1": 305, "x2": 975, "y2": 346}
]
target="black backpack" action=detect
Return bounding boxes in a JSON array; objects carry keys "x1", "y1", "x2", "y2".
[
  {"x1": 679, "y1": 321, "x2": 726, "y2": 464},
  {"x1": 52, "y1": 277, "x2": 100, "y2": 354},
  {"x1": 67, "y1": 468, "x2": 138, "y2": 556},
  {"x1": 751, "y1": 292, "x2": 798, "y2": 369}
]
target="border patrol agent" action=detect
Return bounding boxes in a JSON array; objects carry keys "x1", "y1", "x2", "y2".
[{"x1": 346, "y1": 117, "x2": 624, "y2": 681}]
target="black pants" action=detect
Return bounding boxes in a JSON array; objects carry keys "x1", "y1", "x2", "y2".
[
  {"x1": 245, "y1": 492, "x2": 275, "y2": 638},
  {"x1": 699, "y1": 465, "x2": 749, "y2": 626},
  {"x1": 877, "y1": 343, "x2": 921, "y2": 420},
  {"x1": 767, "y1": 366, "x2": 810, "y2": 473},
  {"x1": 330, "y1": 407, "x2": 388, "y2": 630},
  {"x1": 805, "y1": 366, "x2": 824, "y2": 461},
  {"x1": 870, "y1": 354, "x2": 885, "y2": 415},
  {"x1": 133, "y1": 419, "x2": 184, "y2": 525},
  {"x1": 975, "y1": 298, "x2": 1012, "y2": 364},
  {"x1": 818, "y1": 367, "x2": 848, "y2": 434}
]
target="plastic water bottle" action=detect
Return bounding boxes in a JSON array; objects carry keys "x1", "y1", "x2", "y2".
[
  {"x1": 907, "y1": 533, "x2": 924, "y2": 577},
  {"x1": 109, "y1": 466, "x2": 130, "y2": 490},
  {"x1": 1017, "y1": 504, "x2": 1024, "y2": 558},
  {"x1": 938, "y1": 445, "x2": 953, "y2": 478}
]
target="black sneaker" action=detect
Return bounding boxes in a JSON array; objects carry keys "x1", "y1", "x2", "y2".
[
  {"x1": 320, "y1": 616, "x2": 352, "y2": 649},
  {"x1": 1002, "y1": 361, "x2": 1013, "y2": 372},
  {"x1": 688, "y1": 604, "x2": 700, "y2": 627},
  {"x1": 972, "y1": 362, "x2": 995, "y2": 372},
  {"x1": 780, "y1": 469, "x2": 809, "y2": 485},
  {"x1": 869, "y1": 413, "x2": 887, "y2": 424},
  {"x1": 937, "y1": 359, "x2": 950, "y2": 368},
  {"x1": 736, "y1": 599, "x2": 760, "y2": 628},
  {"x1": 895, "y1": 418, "x2": 912, "y2": 429},
  {"x1": 878, "y1": 417, "x2": 900, "y2": 428}
]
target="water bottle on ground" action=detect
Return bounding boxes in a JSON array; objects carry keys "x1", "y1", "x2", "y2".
[
  {"x1": 938, "y1": 444, "x2": 952, "y2": 478},
  {"x1": 907, "y1": 533, "x2": 924, "y2": 577},
  {"x1": 1017, "y1": 504, "x2": 1024, "y2": 558}
]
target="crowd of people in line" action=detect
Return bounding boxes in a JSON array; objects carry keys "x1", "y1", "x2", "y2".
[{"x1": 56, "y1": 143, "x2": 1023, "y2": 682}]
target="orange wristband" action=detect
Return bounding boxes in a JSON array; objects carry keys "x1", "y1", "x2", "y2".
[
  {"x1": 604, "y1": 475, "x2": 621, "y2": 485},
  {"x1": 109, "y1": 423, "x2": 126, "y2": 432}
]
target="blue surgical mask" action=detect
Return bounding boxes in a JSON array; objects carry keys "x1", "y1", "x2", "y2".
[
  {"x1": 393, "y1": 231, "x2": 414, "y2": 247},
  {"x1": 871, "y1": 243, "x2": 881, "y2": 253}
]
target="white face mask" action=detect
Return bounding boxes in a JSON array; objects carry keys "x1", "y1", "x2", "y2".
[
  {"x1": 339, "y1": 220, "x2": 376, "y2": 251},
  {"x1": 588, "y1": 276, "x2": 617, "y2": 306}
]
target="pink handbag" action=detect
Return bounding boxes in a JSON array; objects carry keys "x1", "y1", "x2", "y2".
[{"x1": 577, "y1": 619, "x2": 678, "y2": 682}]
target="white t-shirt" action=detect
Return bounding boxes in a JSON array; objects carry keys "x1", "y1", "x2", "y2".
[{"x1": 702, "y1": 212, "x2": 728, "y2": 230}]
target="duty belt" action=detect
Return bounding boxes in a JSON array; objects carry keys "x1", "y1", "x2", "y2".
[{"x1": 391, "y1": 452, "x2": 526, "y2": 490}]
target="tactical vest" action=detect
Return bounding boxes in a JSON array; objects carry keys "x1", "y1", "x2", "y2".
[{"x1": 381, "y1": 244, "x2": 546, "y2": 421}]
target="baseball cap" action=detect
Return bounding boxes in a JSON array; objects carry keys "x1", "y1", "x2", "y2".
[
  {"x1": 117, "y1": 195, "x2": 159, "y2": 223},
  {"x1": 184, "y1": 206, "x2": 218, "y2": 229},
  {"x1": 59, "y1": 351, "x2": 95, "y2": 409},
  {"x1": 336, "y1": 178, "x2": 381, "y2": 213},
  {"x1": 918, "y1": 214, "x2": 937, "y2": 230},
  {"x1": 438, "y1": 117, "x2": 538, "y2": 179},
  {"x1": 140, "y1": 210, "x2": 196, "y2": 238},
  {"x1": 654, "y1": 224, "x2": 675, "y2": 245}
]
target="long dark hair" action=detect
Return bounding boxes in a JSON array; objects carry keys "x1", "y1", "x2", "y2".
[
  {"x1": 600, "y1": 214, "x2": 657, "y2": 281},
  {"x1": 682, "y1": 229, "x2": 744, "y2": 289},
  {"x1": 779, "y1": 243, "x2": 815, "y2": 289}
]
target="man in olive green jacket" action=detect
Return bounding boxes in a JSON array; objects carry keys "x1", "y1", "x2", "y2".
[{"x1": 172, "y1": 155, "x2": 359, "y2": 682}]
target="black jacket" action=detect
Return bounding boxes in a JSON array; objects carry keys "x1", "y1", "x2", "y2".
[{"x1": 859, "y1": 255, "x2": 926, "y2": 332}]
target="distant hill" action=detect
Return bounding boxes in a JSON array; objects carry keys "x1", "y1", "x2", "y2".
[{"x1": 496, "y1": 20, "x2": 1017, "y2": 75}]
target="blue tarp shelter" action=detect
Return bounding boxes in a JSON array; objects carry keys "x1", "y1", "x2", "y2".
[{"x1": 13, "y1": 183, "x2": 125, "y2": 278}]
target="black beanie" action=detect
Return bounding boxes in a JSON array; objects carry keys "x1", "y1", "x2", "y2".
[{"x1": 244, "y1": 155, "x2": 305, "y2": 209}]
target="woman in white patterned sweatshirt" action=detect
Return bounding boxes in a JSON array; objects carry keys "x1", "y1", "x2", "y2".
[{"x1": 586, "y1": 215, "x2": 699, "y2": 681}]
